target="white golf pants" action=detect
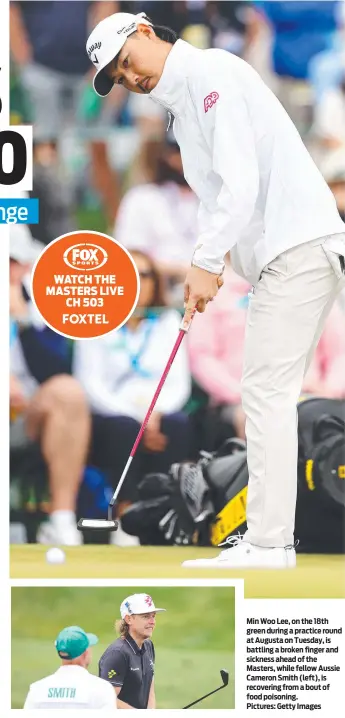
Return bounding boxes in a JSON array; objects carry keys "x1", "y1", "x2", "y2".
[{"x1": 241, "y1": 235, "x2": 345, "y2": 548}]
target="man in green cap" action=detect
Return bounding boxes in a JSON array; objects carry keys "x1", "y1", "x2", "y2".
[{"x1": 23, "y1": 625, "x2": 116, "y2": 709}]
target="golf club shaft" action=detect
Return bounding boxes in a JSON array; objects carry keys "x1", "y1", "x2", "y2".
[
  {"x1": 108, "y1": 311, "x2": 196, "y2": 518},
  {"x1": 183, "y1": 684, "x2": 225, "y2": 709}
]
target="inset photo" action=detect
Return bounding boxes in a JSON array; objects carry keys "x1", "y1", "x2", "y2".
[{"x1": 12, "y1": 586, "x2": 235, "y2": 710}]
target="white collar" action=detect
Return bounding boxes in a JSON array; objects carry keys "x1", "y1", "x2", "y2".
[
  {"x1": 150, "y1": 39, "x2": 199, "y2": 117},
  {"x1": 56, "y1": 665, "x2": 88, "y2": 673}
]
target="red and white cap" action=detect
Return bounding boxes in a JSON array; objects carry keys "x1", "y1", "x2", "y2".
[
  {"x1": 120, "y1": 594, "x2": 166, "y2": 618},
  {"x1": 86, "y1": 12, "x2": 153, "y2": 97}
]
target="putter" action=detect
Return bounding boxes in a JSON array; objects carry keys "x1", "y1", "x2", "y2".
[
  {"x1": 183, "y1": 669, "x2": 229, "y2": 709},
  {"x1": 77, "y1": 309, "x2": 196, "y2": 533}
]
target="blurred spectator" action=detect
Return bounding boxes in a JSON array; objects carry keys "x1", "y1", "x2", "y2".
[
  {"x1": 252, "y1": 1, "x2": 340, "y2": 81},
  {"x1": 312, "y1": 61, "x2": 345, "y2": 151},
  {"x1": 321, "y1": 147, "x2": 345, "y2": 313},
  {"x1": 247, "y1": 1, "x2": 341, "y2": 131},
  {"x1": 204, "y1": 1, "x2": 250, "y2": 55},
  {"x1": 10, "y1": 0, "x2": 121, "y2": 227},
  {"x1": 135, "y1": 1, "x2": 206, "y2": 36},
  {"x1": 10, "y1": 57, "x2": 33, "y2": 125},
  {"x1": 115, "y1": 134, "x2": 199, "y2": 295},
  {"x1": 188, "y1": 262, "x2": 345, "y2": 448},
  {"x1": 29, "y1": 141, "x2": 76, "y2": 245},
  {"x1": 73, "y1": 250, "x2": 193, "y2": 521},
  {"x1": 10, "y1": 226, "x2": 90, "y2": 546},
  {"x1": 136, "y1": 0, "x2": 249, "y2": 53},
  {"x1": 308, "y1": 0, "x2": 345, "y2": 103}
]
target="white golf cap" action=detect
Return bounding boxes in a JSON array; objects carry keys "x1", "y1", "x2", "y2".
[
  {"x1": 86, "y1": 12, "x2": 153, "y2": 97},
  {"x1": 120, "y1": 594, "x2": 166, "y2": 619}
]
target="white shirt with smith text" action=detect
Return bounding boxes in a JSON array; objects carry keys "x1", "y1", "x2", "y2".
[{"x1": 23, "y1": 665, "x2": 116, "y2": 709}]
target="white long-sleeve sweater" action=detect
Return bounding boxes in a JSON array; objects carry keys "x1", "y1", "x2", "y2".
[
  {"x1": 150, "y1": 40, "x2": 345, "y2": 284},
  {"x1": 73, "y1": 309, "x2": 191, "y2": 421}
]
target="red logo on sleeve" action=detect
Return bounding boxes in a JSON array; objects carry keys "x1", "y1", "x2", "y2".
[{"x1": 204, "y1": 91, "x2": 219, "y2": 113}]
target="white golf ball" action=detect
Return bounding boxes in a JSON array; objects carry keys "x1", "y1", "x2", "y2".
[{"x1": 46, "y1": 547, "x2": 66, "y2": 564}]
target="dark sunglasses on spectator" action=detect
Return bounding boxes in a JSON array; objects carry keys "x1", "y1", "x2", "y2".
[{"x1": 139, "y1": 270, "x2": 155, "y2": 279}]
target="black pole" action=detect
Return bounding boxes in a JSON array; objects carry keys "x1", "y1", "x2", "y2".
[
  {"x1": 183, "y1": 670, "x2": 229, "y2": 709},
  {"x1": 183, "y1": 684, "x2": 225, "y2": 709}
]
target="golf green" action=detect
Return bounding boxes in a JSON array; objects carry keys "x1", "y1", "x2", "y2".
[{"x1": 10, "y1": 546, "x2": 345, "y2": 598}]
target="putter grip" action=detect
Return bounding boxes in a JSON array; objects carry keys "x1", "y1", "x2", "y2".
[{"x1": 180, "y1": 307, "x2": 196, "y2": 332}]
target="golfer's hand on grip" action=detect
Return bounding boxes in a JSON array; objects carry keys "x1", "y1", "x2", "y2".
[{"x1": 184, "y1": 265, "x2": 224, "y2": 323}]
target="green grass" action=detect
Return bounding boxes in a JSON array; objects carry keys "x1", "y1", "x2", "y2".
[
  {"x1": 75, "y1": 206, "x2": 108, "y2": 234},
  {"x1": 11, "y1": 587, "x2": 235, "y2": 710},
  {"x1": 10, "y1": 545, "x2": 345, "y2": 598}
]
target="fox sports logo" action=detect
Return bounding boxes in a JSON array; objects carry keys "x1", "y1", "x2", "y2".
[{"x1": 63, "y1": 243, "x2": 108, "y2": 271}]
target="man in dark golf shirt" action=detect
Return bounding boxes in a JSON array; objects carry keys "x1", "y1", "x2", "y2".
[{"x1": 99, "y1": 593, "x2": 166, "y2": 709}]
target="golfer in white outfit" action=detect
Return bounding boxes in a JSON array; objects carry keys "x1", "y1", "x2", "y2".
[
  {"x1": 23, "y1": 626, "x2": 116, "y2": 709},
  {"x1": 86, "y1": 12, "x2": 345, "y2": 569}
]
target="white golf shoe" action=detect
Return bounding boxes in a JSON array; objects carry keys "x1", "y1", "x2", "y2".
[
  {"x1": 37, "y1": 517, "x2": 82, "y2": 546},
  {"x1": 181, "y1": 535, "x2": 296, "y2": 569}
]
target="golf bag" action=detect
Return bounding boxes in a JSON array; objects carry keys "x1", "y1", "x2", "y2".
[
  {"x1": 295, "y1": 398, "x2": 345, "y2": 552},
  {"x1": 122, "y1": 398, "x2": 345, "y2": 552}
]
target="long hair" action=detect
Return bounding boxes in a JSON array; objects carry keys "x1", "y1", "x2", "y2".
[{"x1": 115, "y1": 618, "x2": 130, "y2": 639}]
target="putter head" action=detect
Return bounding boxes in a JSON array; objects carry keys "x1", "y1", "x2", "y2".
[
  {"x1": 77, "y1": 518, "x2": 119, "y2": 532},
  {"x1": 220, "y1": 670, "x2": 229, "y2": 687}
]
